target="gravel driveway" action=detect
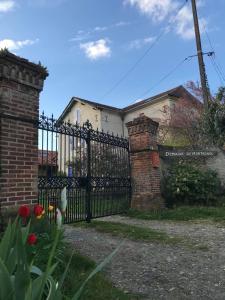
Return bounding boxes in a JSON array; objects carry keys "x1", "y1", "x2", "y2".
[{"x1": 64, "y1": 216, "x2": 225, "y2": 300}]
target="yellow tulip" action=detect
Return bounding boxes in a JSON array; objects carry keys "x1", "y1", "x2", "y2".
[{"x1": 48, "y1": 205, "x2": 54, "y2": 212}]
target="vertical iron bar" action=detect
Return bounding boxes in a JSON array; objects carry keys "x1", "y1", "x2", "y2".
[
  {"x1": 64, "y1": 134, "x2": 66, "y2": 174},
  {"x1": 46, "y1": 121, "x2": 49, "y2": 176},
  {"x1": 68, "y1": 133, "x2": 70, "y2": 174},
  {"x1": 59, "y1": 133, "x2": 62, "y2": 173},
  {"x1": 86, "y1": 128, "x2": 91, "y2": 223},
  {"x1": 51, "y1": 118, "x2": 54, "y2": 176},
  {"x1": 55, "y1": 133, "x2": 58, "y2": 174},
  {"x1": 41, "y1": 128, "x2": 44, "y2": 167},
  {"x1": 128, "y1": 146, "x2": 132, "y2": 208}
]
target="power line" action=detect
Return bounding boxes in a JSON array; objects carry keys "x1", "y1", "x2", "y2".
[
  {"x1": 211, "y1": 55, "x2": 225, "y2": 84},
  {"x1": 213, "y1": 59, "x2": 225, "y2": 82},
  {"x1": 209, "y1": 56, "x2": 225, "y2": 85},
  {"x1": 137, "y1": 56, "x2": 193, "y2": 99},
  {"x1": 101, "y1": 31, "x2": 165, "y2": 100},
  {"x1": 136, "y1": 52, "x2": 214, "y2": 100},
  {"x1": 101, "y1": 0, "x2": 189, "y2": 100},
  {"x1": 204, "y1": 29, "x2": 225, "y2": 84}
]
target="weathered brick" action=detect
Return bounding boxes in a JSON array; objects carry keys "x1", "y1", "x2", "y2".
[
  {"x1": 0, "y1": 51, "x2": 48, "y2": 210},
  {"x1": 126, "y1": 114, "x2": 164, "y2": 211}
]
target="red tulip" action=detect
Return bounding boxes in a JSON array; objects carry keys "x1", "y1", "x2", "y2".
[
  {"x1": 27, "y1": 233, "x2": 37, "y2": 245},
  {"x1": 18, "y1": 205, "x2": 30, "y2": 218},
  {"x1": 33, "y1": 204, "x2": 44, "y2": 217}
]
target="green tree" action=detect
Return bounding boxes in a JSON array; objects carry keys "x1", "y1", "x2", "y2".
[{"x1": 202, "y1": 87, "x2": 225, "y2": 147}]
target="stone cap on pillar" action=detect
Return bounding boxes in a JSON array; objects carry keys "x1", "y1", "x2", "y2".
[
  {"x1": 126, "y1": 113, "x2": 159, "y2": 136},
  {"x1": 0, "y1": 49, "x2": 48, "y2": 91},
  {"x1": 126, "y1": 114, "x2": 159, "y2": 152}
]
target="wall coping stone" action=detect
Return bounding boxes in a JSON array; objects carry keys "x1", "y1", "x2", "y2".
[
  {"x1": 126, "y1": 114, "x2": 159, "y2": 136},
  {"x1": 0, "y1": 49, "x2": 48, "y2": 91}
]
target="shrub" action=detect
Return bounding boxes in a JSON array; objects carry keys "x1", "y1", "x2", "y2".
[{"x1": 163, "y1": 163, "x2": 222, "y2": 207}]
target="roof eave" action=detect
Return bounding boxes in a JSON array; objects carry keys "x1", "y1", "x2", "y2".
[
  {"x1": 123, "y1": 93, "x2": 171, "y2": 113},
  {"x1": 57, "y1": 97, "x2": 77, "y2": 122}
]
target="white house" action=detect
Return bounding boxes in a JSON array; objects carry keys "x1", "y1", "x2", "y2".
[
  {"x1": 57, "y1": 85, "x2": 200, "y2": 174},
  {"x1": 58, "y1": 85, "x2": 199, "y2": 137}
]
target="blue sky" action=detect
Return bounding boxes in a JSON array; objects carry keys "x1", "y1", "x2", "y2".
[{"x1": 0, "y1": 0, "x2": 225, "y2": 117}]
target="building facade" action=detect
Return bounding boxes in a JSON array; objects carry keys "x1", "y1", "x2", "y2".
[
  {"x1": 57, "y1": 85, "x2": 201, "y2": 174},
  {"x1": 58, "y1": 85, "x2": 199, "y2": 137}
]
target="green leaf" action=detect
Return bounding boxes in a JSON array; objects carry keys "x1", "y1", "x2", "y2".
[
  {"x1": 44, "y1": 276, "x2": 60, "y2": 300},
  {"x1": 37, "y1": 229, "x2": 61, "y2": 300},
  {"x1": 5, "y1": 246, "x2": 17, "y2": 275},
  {"x1": 30, "y1": 266, "x2": 43, "y2": 277},
  {"x1": 14, "y1": 226, "x2": 30, "y2": 300},
  {"x1": 0, "y1": 221, "x2": 12, "y2": 262},
  {"x1": 58, "y1": 251, "x2": 74, "y2": 290},
  {"x1": 31, "y1": 275, "x2": 43, "y2": 300},
  {"x1": 47, "y1": 262, "x2": 58, "y2": 276},
  {"x1": 21, "y1": 221, "x2": 31, "y2": 245},
  {"x1": 72, "y1": 241, "x2": 123, "y2": 300},
  {"x1": 0, "y1": 257, "x2": 14, "y2": 300}
]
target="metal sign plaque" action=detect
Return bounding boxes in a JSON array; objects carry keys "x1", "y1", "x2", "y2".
[{"x1": 162, "y1": 150, "x2": 217, "y2": 158}]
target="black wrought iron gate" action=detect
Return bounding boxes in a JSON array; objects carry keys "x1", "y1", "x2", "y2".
[{"x1": 38, "y1": 113, "x2": 131, "y2": 223}]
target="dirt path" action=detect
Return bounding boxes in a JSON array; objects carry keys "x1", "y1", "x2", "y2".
[{"x1": 64, "y1": 216, "x2": 225, "y2": 300}]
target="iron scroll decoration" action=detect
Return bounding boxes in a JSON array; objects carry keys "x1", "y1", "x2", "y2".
[{"x1": 38, "y1": 112, "x2": 129, "y2": 149}]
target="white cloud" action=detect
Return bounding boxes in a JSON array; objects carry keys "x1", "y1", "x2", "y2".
[
  {"x1": 114, "y1": 21, "x2": 130, "y2": 27},
  {"x1": 69, "y1": 32, "x2": 90, "y2": 42},
  {"x1": 93, "y1": 21, "x2": 130, "y2": 32},
  {"x1": 125, "y1": 0, "x2": 178, "y2": 22},
  {"x1": 0, "y1": 38, "x2": 39, "y2": 51},
  {"x1": 173, "y1": 5, "x2": 207, "y2": 40},
  {"x1": 94, "y1": 26, "x2": 108, "y2": 32},
  {"x1": 80, "y1": 39, "x2": 111, "y2": 60},
  {"x1": 70, "y1": 21, "x2": 131, "y2": 43},
  {"x1": 0, "y1": 0, "x2": 15, "y2": 12},
  {"x1": 174, "y1": 6, "x2": 194, "y2": 39},
  {"x1": 129, "y1": 36, "x2": 156, "y2": 49},
  {"x1": 125, "y1": 0, "x2": 207, "y2": 40}
]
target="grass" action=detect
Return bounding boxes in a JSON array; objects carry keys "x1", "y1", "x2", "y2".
[
  {"x1": 39, "y1": 191, "x2": 129, "y2": 222},
  {"x1": 33, "y1": 229, "x2": 140, "y2": 300},
  {"x1": 75, "y1": 220, "x2": 208, "y2": 250},
  {"x1": 0, "y1": 222, "x2": 138, "y2": 300},
  {"x1": 126, "y1": 206, "x2": 225, "y2": 222},
  {"x1": 54, "y1": 249, "x2": 140, "y2": 300}
]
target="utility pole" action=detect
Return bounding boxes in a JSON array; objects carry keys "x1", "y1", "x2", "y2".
[{"x1": 191, "y1": 0, "x2": 209, "y2": 109}]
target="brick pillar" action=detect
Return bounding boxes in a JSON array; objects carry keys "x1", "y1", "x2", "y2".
[
  {"x1": 0, "y1": 50, "x2": 48, "y2": 211},
  {"x1": 126, "y1": 114, "x2": 164, "y2": 211}
]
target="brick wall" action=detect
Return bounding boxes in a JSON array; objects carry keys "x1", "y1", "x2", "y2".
[
  {"x1": 0, "y1": 50, "x2": 48, "y2": 211},
  {"x1": 126, "y1": 114, "x2": 164, "y2": 211}
]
